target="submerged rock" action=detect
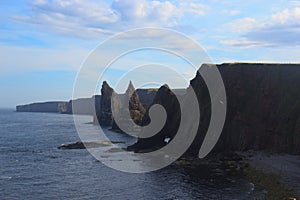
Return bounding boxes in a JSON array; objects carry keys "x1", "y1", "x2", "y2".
[{"x1": 57, "y1": 141, "x2": 123, "y2": 150}]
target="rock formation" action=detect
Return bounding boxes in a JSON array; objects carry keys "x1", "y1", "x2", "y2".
[
  {"x1": 57, "y1": 141, "x2": 124, "y2": 149},
  {"x1": 111, "y1": 81, "x2": 146, "y2": 132},
  {"x1": 127, "y1": 84, "x2": 181, "y2": 152},
  {"x1": 135, "y1": 88, "x2": 158, "y2": 108},
  {"x1": 95, "y1": 81, "x2": 114, "y2": 126},
  {"x1": 213, "y1": 63, "x2": 300, "y2": 155},
  {"x1": 17, "y1": 63, "x2": 300, "y2": 157},
  {"x1": 128, "y1": 63, "x2": 300, "y2": 156}
]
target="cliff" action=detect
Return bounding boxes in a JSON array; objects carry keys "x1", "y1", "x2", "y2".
[
  {"x1": 59, "y1": 95, "x2": 101, "y2": 115},
  {"x1": 16, "y1": 101, "x2": 67, "y2": 113},
  {"x1": 128, "y1": 63, "x2": 300, "y2": 156},
  {"x1": 16, "y1": 84, "x2": 155, "y2": 123},
  {"x1": 16, "y1": 63, "x2": 300, "y2": 156},
  {"x1": 17, "y1": 96, "x2": 101, "y2": 116},
  {"x1": 213, "y1": 63, "x2": 300, "y2": 154}
]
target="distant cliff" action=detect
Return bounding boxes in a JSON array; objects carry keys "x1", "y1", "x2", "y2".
[
  {"x1": 16, "y1": 102, "x2": 67, "y2": 113},
  {"x1": 16, "y1": 96, "x2": 101, "y2": 115},
  {"x1": 59, "y1": 95, "x2": 101, "y2": 115},
  {"x1": 128, "y1": 63, "x2": 300, "y2": 156},
  {"x1": 16, "y1": 84, "x2": 156, "y2": 119}
]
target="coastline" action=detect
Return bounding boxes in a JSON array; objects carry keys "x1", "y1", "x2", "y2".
[
  {"x1": 177, "y1": 150, "x2": 300, "y2": 199},
  {"x1": 57, "y1": 137, "x2": 300, "y2": 199},
  {"x1": 239, "y1": 151, "x2": 300, "y2": 199}
]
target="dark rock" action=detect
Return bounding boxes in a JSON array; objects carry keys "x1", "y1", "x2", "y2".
[
  {"x1": 212, "y1": 63, "x2": 300, "y2": 155},
  {"x1": 111, "y1": 81, "x2": 146, "y2": 132},
  {"x1": 58, "y1": 141, "x2": 86, "y2": 149},
  {"x1": 127, "y1": 63, "x2": 300, "y2": 156},
  {"x1": 127, "y1": 84, "x2": 181, "y2": 152},
  {"x1": 57, "y1": 141, "x2": 124, "y2": 149},
  {"x1": 95, "y1": 81, "x2": 114, "y2": 126},
  {"x1": 135, "y1": 88, "x2": 158, "y2": 108}
]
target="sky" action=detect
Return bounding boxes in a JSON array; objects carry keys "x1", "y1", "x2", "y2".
[{"x1": 1, "y1": 0, "x2": 300, "y2": 107}]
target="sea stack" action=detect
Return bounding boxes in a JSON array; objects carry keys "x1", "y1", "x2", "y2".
[
  {"x1": 96, "y1": 81, "x2": 114, "y2": 126},
  {"x1": 111, "y1": 81, "x2": 146, "y2": 132}
]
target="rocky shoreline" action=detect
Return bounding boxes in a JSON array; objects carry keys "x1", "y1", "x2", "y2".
[
  {"x1": 240, "y1": 151, "x2": 300, "y2": 199},
  {"x1": 175, "y1": 150, "x2": 300, "y2": 199},
  {"x1": 57, "y1": 138, "x2": 300, "y2": 199}
]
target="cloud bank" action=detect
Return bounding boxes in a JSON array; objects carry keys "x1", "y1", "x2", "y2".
[
  {"x1": 13, "y1": 0, "x2": 209, "y2": 38},
  {"x1": 222, "y1": 6, "x2": 300, "y2": 47}
]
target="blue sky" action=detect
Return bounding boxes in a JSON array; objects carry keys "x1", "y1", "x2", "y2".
[{"x1": 1, "y1": 0, "x2": 300, "y2": 107}]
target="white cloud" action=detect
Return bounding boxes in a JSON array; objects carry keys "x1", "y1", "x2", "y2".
[
  {"x1": 12, "y1": 0, "x2": 209, "y2": 38},
  {"x1": 271, "y1": 7, "x2": 300, "y2": 24},
  {"x1": 229, "y1": 10, "x2": 240, "y2": 16},
  {"x1": 112, "y1": 0, "x2": 178, "y2": 23},
  {"x1": 226, "y1": 17, "x2": 257, "y2": 32},
  {"x1": 220, "y1": 38, "x2": 272, "y2": 48},
  {"x1": 178, "y1": 2, "x2": 209, "y2": 17},
  {"x1": 222, "y1": 6, "x2": 300, "y2": 47},
  {"x1": 222, "y1": 9, "x2": 240, "y2": 16}
]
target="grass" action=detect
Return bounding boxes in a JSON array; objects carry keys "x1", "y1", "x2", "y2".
[{"x1": 243, "y1": 165, "x2": 295, "y2": 200}]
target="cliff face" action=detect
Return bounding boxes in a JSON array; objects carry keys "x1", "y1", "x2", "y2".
[
  {"x1": 16, "y1": 102, "x2": 67, "y2": 113},
  {"x1": 128, "y1": 63, "x2": 300, "y2": 156},
  {"x1": 17, "y1": 96, "x2": 101, "y2": 116},
  {"x1": 59, "y1": 96, "x2": 101, "y2": 115},
  {"x1": 213, "y1": 63, "x2": 300, "y2": 154},
  {"x1": 95, "y1": 81, "x2": 114, "y2": 126}
]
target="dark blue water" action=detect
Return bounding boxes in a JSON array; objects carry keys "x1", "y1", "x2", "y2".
[{"x1": 0, "y1": 109, "x2": 254, "y2": 199}]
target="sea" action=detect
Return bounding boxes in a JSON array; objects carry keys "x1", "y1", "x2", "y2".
[{"x1": 0, "y1": 109, "x2": 256, "y2": 199}]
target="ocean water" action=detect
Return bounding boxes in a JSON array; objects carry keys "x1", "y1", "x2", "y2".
[{"x1": 0, "y1": 109, "x2": 254, "y2": 199}]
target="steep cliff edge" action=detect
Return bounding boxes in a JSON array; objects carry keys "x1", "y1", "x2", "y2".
[
  {"x1": 213, "y1": 63, "x2": 300, "y2": 154},
  {"x1": 128, "y1": 63, "x2": 300, "y2": 156}
]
